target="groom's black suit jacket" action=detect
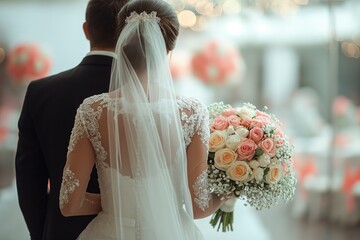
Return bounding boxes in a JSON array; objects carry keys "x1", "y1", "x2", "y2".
[{"x1": 15, "y1": 55, "x2": 113, "y2": 240}]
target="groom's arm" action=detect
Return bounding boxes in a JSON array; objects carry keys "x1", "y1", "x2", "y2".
[{"x1": 15, "y1": 83, "x2": 49, "y2": 240}]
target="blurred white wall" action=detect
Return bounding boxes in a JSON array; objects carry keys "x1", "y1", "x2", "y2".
[{"x1": 0, "y1": 1, "x2": 89, "y2": 74}]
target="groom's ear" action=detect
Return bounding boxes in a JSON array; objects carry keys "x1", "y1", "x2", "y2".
[{"x1": 83, "y1": 22, "x2": 90, "y2": 40}]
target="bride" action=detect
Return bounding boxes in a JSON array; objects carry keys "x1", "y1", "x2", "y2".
[{"x1": 59, "y1": 0, "x2": 229, "y2": 239}]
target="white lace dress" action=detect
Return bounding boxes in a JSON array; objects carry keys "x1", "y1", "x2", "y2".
[{"x1": 59, "y1": 94, "x2": 211, "y2": 240}]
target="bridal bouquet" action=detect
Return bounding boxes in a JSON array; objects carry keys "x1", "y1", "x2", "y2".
[{"x1": 207, "y1": 102, "x2": 296, "y2": 232}]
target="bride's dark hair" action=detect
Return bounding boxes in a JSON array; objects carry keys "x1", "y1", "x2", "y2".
[{"x1": 116, "y1": 0, "x2": 179, "y2": 51}]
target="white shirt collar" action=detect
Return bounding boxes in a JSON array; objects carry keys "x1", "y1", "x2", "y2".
[{"x1": 86, "y1": 50, "x2": 117, "y2": 59}]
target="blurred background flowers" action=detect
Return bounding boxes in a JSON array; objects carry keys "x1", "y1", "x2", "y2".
[{"x1": 1, "y1": 0, "x2": 360, "y2": 239}]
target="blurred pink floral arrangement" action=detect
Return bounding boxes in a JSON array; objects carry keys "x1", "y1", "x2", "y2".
[
  {"x1": 207, "y1": 102, "x2": 296, "y2": 232},
  {"x1": 191, "y1": 41, "x2": 244, "y2": 85},
  {"x1": 6, "y1": 43, "x2": 51, "y2": 84}
]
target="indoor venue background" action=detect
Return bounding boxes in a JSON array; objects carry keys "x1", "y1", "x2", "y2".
[{"x1": 1, "y1": 0, "x2": 360, "y2": 239}]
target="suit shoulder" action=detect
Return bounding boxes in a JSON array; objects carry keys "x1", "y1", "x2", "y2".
[{"x1": 28, "y1": 69, "x2": 74, "y2": 90}]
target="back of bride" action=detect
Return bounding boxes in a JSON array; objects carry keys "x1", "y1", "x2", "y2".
[{"x1": 58, "y1": 1, "x2": 225, "y2": 239}]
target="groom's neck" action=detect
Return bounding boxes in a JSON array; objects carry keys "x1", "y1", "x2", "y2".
[{"x1": 91, "y1": 47, "x2": 115, "y2": 52}]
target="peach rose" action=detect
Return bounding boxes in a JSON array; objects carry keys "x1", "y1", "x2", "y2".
[
  {"x1": 227, "y1": 115, "x2": 242, "y2": 128},
  {"x1": 222, "y1": 108, "x2": 237, "y2": 117},
  {"x1": 237, "y1": 139, "x2": 257, "y2": 161},
  {"x1": 209, "y1": 130, "x2": 227, "y2": 152},
  {"x1": 265, "y1": 164, "x2": 283, "y2": 184},
  {"x1": 214, "y1": 148, "x2": 238, "y2": 171},
  {"x1": 258, "y1": 138, "x2": 276, "y2": 157},
  {"x1": 226, "y1": 161, "x2": 251, "y2": 182},
  {"x1": 235, "y1": 126, "x2": 249, "y2": 138},
  {"x1": 225, "y1": 134, "x2": 242, "y2": 151},
  {"x1": 211, "y1": 116, "x2": 229, "y2": 131},
  {"x1": 249, "y1": 127, "x2": 264, "y2": 143}
]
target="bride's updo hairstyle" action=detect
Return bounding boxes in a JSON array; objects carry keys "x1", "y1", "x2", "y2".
[{"x1": 116, "y1": 0, "x2": 179, "y2": 51}]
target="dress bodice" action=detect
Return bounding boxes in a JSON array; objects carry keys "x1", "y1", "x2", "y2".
[{"x1": 60, "y1": 93, "x2": 210, "y2": 239}]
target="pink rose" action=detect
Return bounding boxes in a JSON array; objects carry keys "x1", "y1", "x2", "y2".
[
  {"x1": 227, "y1": 115, "x2": 242, "y2": 128},
  {"x1": 222, "y1": 108, "x2": 237, "y2": 117},
  {"x1": 249, "y1": 118, "x2": 266, "y2": 129},
  {"x1": 281, "y1": 162, "x2": 290, "y2": 175},
  {"x1": 256, "y1": 110, "x2": 270, "y2": 119},
  {"x1": 211, "y1": 116, "x2": 229, "y2": 131},
  {"x1": 240, "y1": 119, "x2": 251, "y2": 129},
  {"x1": 275, "y1": 128, "x2": 285, "y2": 144},
  {"x1": 237, "y1": 139, "x2": 257, "y2": 161},
  {"x1": 258, "y1": 138, "x2": 276, "y2": 157},
  {"x1": 275, "y1": 128, "x2": 284, "y2": 138},
  {"x1": 249, "y1": 127, "x2": 264, "y2": 143}
]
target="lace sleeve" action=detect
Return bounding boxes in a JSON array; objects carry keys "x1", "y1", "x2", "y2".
[
  {"x1": 59, "y1": 104, "x2": 101, "y2": 216},
  {"x1": 59, "y1": 165, "x2": 80, "y2": 209},
  {"x1": 67, "y1": 105, "x2": 89, "y2": 155},
  {"x1": 193, "y1": 101, "x2": 210, "y2": 150},
  {"x1": 193, "y1": 170, "x2": 211, "y2": 211},
  {"x1": 185, "y1": 100, "x2": 211, "y2": 213}
]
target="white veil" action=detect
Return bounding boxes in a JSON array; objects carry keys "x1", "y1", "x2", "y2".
[{"x1": 107, "y1": 10, "x2": 199, "y2": 239}]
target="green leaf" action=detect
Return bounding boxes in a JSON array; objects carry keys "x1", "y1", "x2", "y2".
[
  {"x1": 255, "y1": 148, "x2": 264, "y2": 157},
  {"x1": 264, "y1": 167, "x2": 270, "y2": 176}
]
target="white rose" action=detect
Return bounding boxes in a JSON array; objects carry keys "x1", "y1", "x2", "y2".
[
  {"x1": 265, "y1": 164, "x2": 283, "y2": 184},
  {"x1": 258, "y1": 154, "x2": 271, "y2": 168},
  {"x1": 253, "y1": 167, "x2": 264, "y2": 181},
  {"x1": 235, "y1": 126, "x2": 249, "y2": 138},
  {"x1": 227, "y1": 125, "x2": 236, "y2": 135},
  {"x1": 236, "y1": 106, "x2": 255, "y2": 121},
  {"x1": 249, "y1": 160, "x2": 260, "y2": 169},
  {"x1": 225, "y1": 134, "x2": 242, "y2": 151}
]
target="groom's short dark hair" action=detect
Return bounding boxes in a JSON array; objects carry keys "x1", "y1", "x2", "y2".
[{"x1": 85, "y1": 0, "x2": 127, "y2": 48}]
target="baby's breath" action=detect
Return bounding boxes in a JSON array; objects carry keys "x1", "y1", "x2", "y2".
[{"x1": 208, "y1": 102, "x2": 232, "y2": 120}]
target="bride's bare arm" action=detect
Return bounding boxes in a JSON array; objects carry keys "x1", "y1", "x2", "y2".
[{"x1": 59, "y1": 106, "x2": 101, "y2": 217}]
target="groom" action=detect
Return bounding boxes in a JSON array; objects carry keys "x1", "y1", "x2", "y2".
[{"x1": 15, "y1": 0, "x2": 127, "y2": 239}]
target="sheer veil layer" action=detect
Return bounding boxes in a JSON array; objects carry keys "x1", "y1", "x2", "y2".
[{"x1": 107, "y1": 11, "x2": 201, "y2": 239}]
